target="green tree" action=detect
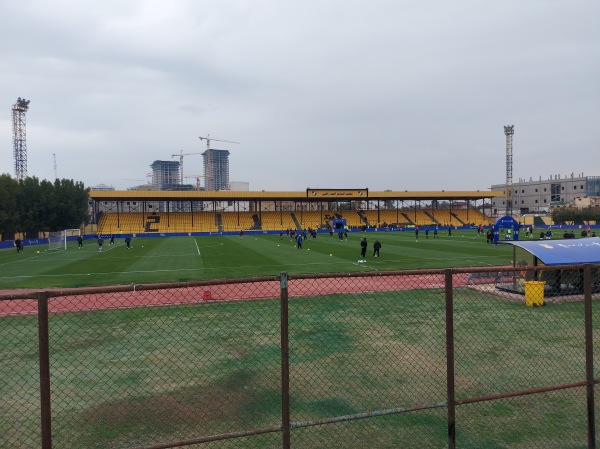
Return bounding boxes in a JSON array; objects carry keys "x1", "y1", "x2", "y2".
[
  {"x1": 0, "y1": 174, "x2": 20, "y2": 240},
  {"x1": 52, "y1": 179, "x2": 90, "y2": 229},
  {"x1": 18, "y1": 177, "x2": 47, "y2": 238},
  {"x1": 551, "y1": 206, "x2": 600, "y2": 225},
  {"x1": 0, "y1": 175, "x2": 90, "y2": 239}
]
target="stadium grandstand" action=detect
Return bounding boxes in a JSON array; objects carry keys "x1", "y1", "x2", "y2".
[{"x1": 89, "y1": 188, "x2": 503, "y2": 235}]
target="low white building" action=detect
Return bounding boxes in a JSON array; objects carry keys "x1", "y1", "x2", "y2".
[{"x1": 491, "y1": 174, "x2": 600, "y2": 215}]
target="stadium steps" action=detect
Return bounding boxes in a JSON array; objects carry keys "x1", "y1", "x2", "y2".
[
  {"x1": 357, "y1": 211, "x2": 370, "y2": 227},
  {"x1": 423, "y1": 210, "x2": 440, "y2": 224},
  {"x1": 401, "y1": 212, "x2": 415, "y2": 225},
  {"x1": 251, "y1": 213, "x2": 262, "y2": 230},
  {"x1": 216, "y1": 214, "x2": 223, "y2": 232},
  {"x1": 450, "y1": 212, "x2": 465, "y2": 226},
  {"x1": 290, "y1": 213, "x2": 301, "y2": 230}
]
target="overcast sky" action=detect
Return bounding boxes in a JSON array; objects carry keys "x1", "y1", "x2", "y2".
[{"x1": 1, "y1": 1, "x2": 598, "y2": 192}]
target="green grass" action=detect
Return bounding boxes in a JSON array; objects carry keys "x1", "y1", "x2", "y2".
[
  {"x1": 0, "y1": 229, "x2": 513, "y2": 289},
  {"x1": 3, "y1": 230, "x2": 590, "y2": 447},
  {"x1": 0, "y1": 291, "x2": 594, "y2": 448}
]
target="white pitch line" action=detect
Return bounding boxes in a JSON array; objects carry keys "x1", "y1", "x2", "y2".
[
  {"x1": 0, "y1": 259, "x2": 386, "y2": 281},
  {"x1": 101, "y1": 242, "x2": 122, "y2": 252}
]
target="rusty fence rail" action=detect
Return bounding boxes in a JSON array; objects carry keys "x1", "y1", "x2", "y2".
[{"x1": 1, "y1": 265, "x2": 599, "y2": 448}]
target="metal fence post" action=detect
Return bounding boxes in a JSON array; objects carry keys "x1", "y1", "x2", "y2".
[
  {"x1": 584, "y1": 265, "x2": 596, "y2": 449},
  {"x1": 37, "y1": 292, "x2": 52, "y2": 449},
  {"x1": 445, "y1": 269, "x2": 456, "y2": 449},
  {"x1": 280, "y1": 272, "x2": 291, "y2": 449}
]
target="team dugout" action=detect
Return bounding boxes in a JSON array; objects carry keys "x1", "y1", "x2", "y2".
[{"x1": 89, "y1": 188, "x2": 503, "y2": 235}]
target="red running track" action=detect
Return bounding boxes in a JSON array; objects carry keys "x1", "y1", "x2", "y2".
[{"x1": 0, "y1": 272, "x2": 487, "y2": 317}]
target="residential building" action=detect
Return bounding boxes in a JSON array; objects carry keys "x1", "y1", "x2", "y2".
[{"x1": 491, "y1": 174, "x2": 600, "y2": 215}]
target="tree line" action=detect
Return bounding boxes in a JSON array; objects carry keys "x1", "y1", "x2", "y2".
[
  {"x1": 0, "y1": 174, "x2": 89, "y2": 240},
  {"x1": 550, "y1": 206, "x2": 600, "y2": 225}
]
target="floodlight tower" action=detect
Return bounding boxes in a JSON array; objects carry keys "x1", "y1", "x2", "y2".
[
  {"x1": 504, "y1": 125, "x2": 514, "y2": 217},
  {"x1": 12, "y1": 97, "x2": 31, "y2": 181}
]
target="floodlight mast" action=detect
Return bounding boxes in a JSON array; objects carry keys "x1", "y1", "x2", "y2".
[
  {"x1": 12, "y1": 97, "x2": 30, "y2": 181},
  {"x1": 504, "y1": 125, "x2": 514, "y2": 217}
]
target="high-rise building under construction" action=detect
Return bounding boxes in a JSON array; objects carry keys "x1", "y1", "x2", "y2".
[
  {"x1": 202, "y1": 149, "x2": 230, "y2": 191},
  {"x1": 150, "y1": 160, "x2": 180, "y2": 189}
]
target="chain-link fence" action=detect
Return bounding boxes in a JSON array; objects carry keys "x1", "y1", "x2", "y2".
[{"x1": 1, "y1": 265, "x2": 599, "y2": 448}]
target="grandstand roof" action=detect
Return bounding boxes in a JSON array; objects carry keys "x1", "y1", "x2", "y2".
[{"x1": 89, "y1": 189, "x2": 503, "y2": 202}]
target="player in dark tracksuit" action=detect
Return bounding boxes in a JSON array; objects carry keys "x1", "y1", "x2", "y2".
[
  {"x1": 373, "y1": 240, "x2": 381, "y2": 258},
  {"x1": 360, "y1": 238, "x2": 367, "y2": 259}
]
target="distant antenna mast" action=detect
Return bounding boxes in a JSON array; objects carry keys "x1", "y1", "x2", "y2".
[
  {"x1": 53, "y1": 154, "x2": 58, "y2": 179},
  {"x1": 12, "y1": 97, "x2": 30, "y2": 181},
  {"x1": 504, "y1": 125, "x2": 514, "y2": 217}
]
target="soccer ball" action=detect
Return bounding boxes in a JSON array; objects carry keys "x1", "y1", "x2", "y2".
[{"x1": 36, "y1": 251, "x2": 40, "y2": 254}]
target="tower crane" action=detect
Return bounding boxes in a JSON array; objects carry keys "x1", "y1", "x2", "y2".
[
  {"x1": 184, "y1": 175, "x2": 204, "y2": 191},
  {"x1": 172, "y1": 150, "x2": 202, "y2": 184},
  {"x1": 198, "y1": 134, "x2": 240, "y2": 150},
  {"x1": 121, "y1": 173, "x2": 152, "y2": 185}
]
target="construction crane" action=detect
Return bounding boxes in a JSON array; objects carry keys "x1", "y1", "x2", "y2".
[
  {"x1": 121, "y1": 178, "x2": 152, "y2": 188},
  {"x1": 184, "y1": 175, "x2": 204, "y2": 191},
  {"x1": 122, "y1": 173, "x2": 152, "y2": 185},
  {"x1": 198, "y1": 134, "x2": 240, "y2": 150},
  {"x1": 172, "y1": 150, "x2": 202, "y2": 184}
]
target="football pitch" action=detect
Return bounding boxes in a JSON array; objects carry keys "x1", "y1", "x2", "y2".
[
  {"x1": 0, "y1": 229, "x2": 513, "y2": 289},
  {"x1": 1, "y1": 230, "x2": 593, "y2": 448}
]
